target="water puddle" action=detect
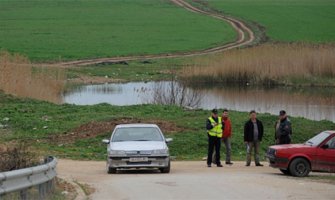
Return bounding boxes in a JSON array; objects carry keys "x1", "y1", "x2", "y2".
[{"x1": 63, "y1": 81, "x2": 335, "y2": 122}]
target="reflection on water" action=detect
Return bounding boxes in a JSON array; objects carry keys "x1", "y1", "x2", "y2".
[
  {"x1": 63, "y1": 82, "x2": 155, "y2": 105},
  {"x1": 199, "y1": 86, "x2": 335, "y2": 122},
  {"x1": 63, "y1": 82, "x2": 335, "y2": 122}
]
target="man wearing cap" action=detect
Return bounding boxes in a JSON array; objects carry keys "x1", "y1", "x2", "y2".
[
  {"x1": 206, "y1": 109, "x2": 225, "y2": 167},
  {"x1": 275, "y1": 110, "x2": 292, "y2": 144}
]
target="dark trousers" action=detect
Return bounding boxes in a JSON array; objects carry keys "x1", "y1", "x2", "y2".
[
  {"x1": 207, "y1": 135, "x2": 221, "y2": 165},
  {"x1": 279, "y1": 135, "x2": 291, "y2": 145},
  {"x1": 246, "y1": 140, "x2": 260, "y2": 165}
]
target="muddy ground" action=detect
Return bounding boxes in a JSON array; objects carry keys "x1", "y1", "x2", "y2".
[{"x1": 47, "y1": 118, "x2": 185, "y2": 145}]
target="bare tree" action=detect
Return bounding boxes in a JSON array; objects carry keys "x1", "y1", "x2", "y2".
[{"x1": 151, "y1": 79, "x2": 203, "y2": 108}]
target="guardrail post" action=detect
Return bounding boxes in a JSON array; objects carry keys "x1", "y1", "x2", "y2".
[
  {"x1": 38, "y1": 183, "x2": 45, "y2": 200},
  {"x1": 20, "y1": 189, "x2": 28, "y2": 200},
  {"x1": 47, "y1": 179, "x2": 54, "y2": 193}
]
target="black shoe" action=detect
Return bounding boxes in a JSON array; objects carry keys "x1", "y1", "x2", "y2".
[
  {"x1": 217, "y1": 164, "x2": 223, "y2": 167},
  {"x1": 207, "y1": 164, "x2": 212, "y2": 167},
  {"x1": 226, "y1": 162, "x2": 233, "y2": 165},
  {"x1": 256, "y1": 163, "x2": 264, "y2": 167},
  {"x1": 246, "y1": 163, "x2": 250, "y2": 167}
]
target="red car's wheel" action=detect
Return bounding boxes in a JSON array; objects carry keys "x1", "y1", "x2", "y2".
[
  {"x1": 289, "y1": 158, "x2": 310, "y2": 177},
  {"x1": 280, "y1": 169, "x2": 291, "y2": 175}
]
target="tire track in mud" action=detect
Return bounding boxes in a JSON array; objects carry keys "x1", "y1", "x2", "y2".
[{"x1": 44, "y1": 0, "x2": 255, "y2": 67}]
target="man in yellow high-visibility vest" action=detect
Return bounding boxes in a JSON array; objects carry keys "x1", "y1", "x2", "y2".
[{"x1": 206, "y1": 109, "x2": 225, "y2": 167}]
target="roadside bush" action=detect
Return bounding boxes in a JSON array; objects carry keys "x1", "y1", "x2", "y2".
[{"x1": 0, "y1": 142, "x2": 39, "y2": 172}]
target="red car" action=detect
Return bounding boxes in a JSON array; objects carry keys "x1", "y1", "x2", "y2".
[{"x1": 267, "y1": 131, "x2": 335, "y2": 177}]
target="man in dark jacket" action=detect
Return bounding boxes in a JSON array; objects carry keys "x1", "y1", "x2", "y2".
[
  {"x1": 275, "y1": 110, "x2": 292, "y2": 144},
  {"x1": 244, "y1": 110, "x2": 264, "y2": 167},
  {"x1": 206, "y1": 109, "x2": 225, "y2": 167}
]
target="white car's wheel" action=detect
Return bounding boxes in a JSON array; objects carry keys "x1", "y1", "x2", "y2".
[
  {"x1": 107, "y1": 162, "x2": 117, "y2": 174},
  {"x1": 160, "y1": 160, "x2": 170, "y2": 173},
  {"x1": 107, "y1": 167, "x2": 117, "y2": 174}
]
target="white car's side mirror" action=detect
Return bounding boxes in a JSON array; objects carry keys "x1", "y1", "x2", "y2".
[
  {"x1": 102, "y1": 139, "x2": 110, "y2": 144},
  {"x1": 165, "y1": 138, "x2": 173, "y2": 143}
]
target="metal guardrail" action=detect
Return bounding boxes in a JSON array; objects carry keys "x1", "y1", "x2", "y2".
[{"x1": 0, "y1": 156, "x2": 57, "y2": 199}]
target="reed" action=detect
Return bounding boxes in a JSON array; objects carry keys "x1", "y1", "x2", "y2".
[
  {"x1": 0, "y1": 51, "x2": 65, "y2": 103},
  {"x1": 181, "y1": 43, "x2": 335, "y2": 86}
]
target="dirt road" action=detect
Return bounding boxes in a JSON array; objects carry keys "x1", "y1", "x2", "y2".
[
  {"x1": 58, "y1": 160, "x2": 334, "y2": 200},
  {"x1": 45, "y1": 0, "x2": 254, "y2": 67}
]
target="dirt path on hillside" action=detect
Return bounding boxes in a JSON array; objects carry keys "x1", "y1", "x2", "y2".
[{"x1": 42, "y1": 0, "x2": 255, "y2": 67}]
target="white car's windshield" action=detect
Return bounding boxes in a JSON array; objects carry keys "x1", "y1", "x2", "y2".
[
  {"x1": 305, "y1": 132, "x2": 330, "y2": 146},
  {"x1": 112, "y1": 127, "x2": 163, "y2": 142}
]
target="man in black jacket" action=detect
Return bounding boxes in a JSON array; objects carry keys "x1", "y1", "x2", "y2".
[
  {"x1": 275, "y1": 110, "x2": 292, "y2": 144},
  {"x1": 244, "y1": 110, "x2": 264, "y2": 167}
]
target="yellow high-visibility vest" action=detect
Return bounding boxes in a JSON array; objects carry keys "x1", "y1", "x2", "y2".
[{"x1": 208, "y1": 117, "x2": 223, "y2": 138}]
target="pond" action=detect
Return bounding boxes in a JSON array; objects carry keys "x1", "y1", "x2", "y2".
[{"x1": 63, "y1": 81, "x2": 335, "y2": 122}]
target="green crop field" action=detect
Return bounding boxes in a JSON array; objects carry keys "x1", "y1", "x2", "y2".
[
  {"x1": 205, "y1": 0, "x2": 335, "y2": 43},
  {"x1": 0, "y1": 0, "x2": 236, "y2": 61}
]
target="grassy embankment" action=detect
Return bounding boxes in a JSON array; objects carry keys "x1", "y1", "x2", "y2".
[
  {"x1": 1, "y1": 93, "x2": 334, "y2": 161},
  {"x1": 0, "y1": 0, "x2": 236, "y2": 62}
]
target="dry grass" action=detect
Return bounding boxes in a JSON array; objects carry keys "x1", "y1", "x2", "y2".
[
  {"x1": 0, "y1": 51, "x2": 65, "y2": 103},
  {"x1": 0, "y1": 141, "x2": 40, "y2": 172},
  {"x1": 182, "y1": 43, "x2": 335, "y2": 86}
]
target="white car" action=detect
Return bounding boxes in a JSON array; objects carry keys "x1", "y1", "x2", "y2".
[{"x1": 102, "y1": 124, "x2": 172, "y2": 174}]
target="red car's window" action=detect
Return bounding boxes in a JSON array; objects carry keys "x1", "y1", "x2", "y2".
[
  {"x1": 305, "y1": 132, "x2": 331, "y2": 146},
  {"x1": 326, "y1": 137, "x2": 335, "y2": 149}
]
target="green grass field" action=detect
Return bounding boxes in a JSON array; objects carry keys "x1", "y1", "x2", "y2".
[
  {"x1": 67, "y1": 58, "x2": 187, "y2": 82},
  {"x1": 0, "y1": 0, "x2": 236, "y2": 61},
  {"x1": 205, "y1": 0, "x2": 335, "y2": 43},
  {"x1": 1, "y1": 92, "x2": 334, "y2": 161}
]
